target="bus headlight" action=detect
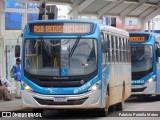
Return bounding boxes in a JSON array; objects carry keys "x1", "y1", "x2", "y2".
[
  {"x1": 88, "y1": 80, "x2": 101, "y2": 91},
  {"x1": 22, "y1": 82, "x2": 33, "y2": 91},
  {"x1": 147, "y1": 75, "x2": 155, "y2": 83}
]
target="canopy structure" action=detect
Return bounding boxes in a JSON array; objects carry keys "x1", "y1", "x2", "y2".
[
  {"x1": 70, "y1": 0, "x2": 160, "y2": 21},
  {"x1": 2, "y1": 0, "x2": 160, "y2": 30}
]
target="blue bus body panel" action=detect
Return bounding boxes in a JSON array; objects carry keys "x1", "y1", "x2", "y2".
[
  {"x1": 21, "y1": 75, "x2": 99, "y2": 95},
  {"x1": 102, "y1": 64, "x2": 111, "y2": 88},
  {"x1": 131, "y1": 72, "x2": 155, "y2": 85},
  {"x1": 21, "y1": 20, "x2": 103, "y2": 95}
]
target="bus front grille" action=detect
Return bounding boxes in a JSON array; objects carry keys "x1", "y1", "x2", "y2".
[
  {"x1": 34, "y1": 97, "x2": 88, "y2": 105},
  {"x1": 131, "y1": 87, "x2": 147, "y2": 92},
  {"x1": 24, "y1": 70, "x2": 96, "y2": 87},
  {"x1": 31, "y1": 79, "x2": 86, "y2": 87}
]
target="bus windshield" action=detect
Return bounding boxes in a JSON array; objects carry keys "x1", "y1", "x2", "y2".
[
  {"x1": 24, "y1": 38, "x2": 97, "y2": 76},
  {"x1": 131, "y1": 45, "x2": 153, "y2": 79}
]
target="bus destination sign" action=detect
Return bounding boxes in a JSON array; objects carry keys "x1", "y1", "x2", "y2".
[
  {"x1": 130, "y1": 37, "x2": 145, "y2": 42},
  {"x1": 129, "y1": 34, "x2": 149, "y2": 42},
  {"x1": 29, "y1": 22, "x2": 93, "y2": 34}
]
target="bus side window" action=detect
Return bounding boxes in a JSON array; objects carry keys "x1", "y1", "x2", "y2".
[
  {"x1": 126, "y1": 39, "x2": 128, "y2": 63},
  {"x1": 115, "y1": 36, "x2": 118, "y2": 63},
  {"x1": 124, "y1": 38, "x2": 126, "y2": 63},
  {"x1": 109, "y1": 35, "x2": 112, "y2": 63},
  {"x1": 129, "y1": 39, "x2": 131, "y2": 63},
  {"x1": 111, "y1": 35, "x2": 114, "y2": 63},
  {"x1": 101, "y1": 33, "x2": 106, "y2": 68},
  {"x1": 127, "y1": 39, "x2": 130, "y2": 63},
  {"x1": 114, "y1": 36, "x2": 116, "y2": 63},
  {"x1": 106, "y1": 34, "x2": 110, "y2": 63},
  {"x1": 117, "y1": 36, "x2": 120, "y2": 63},
  {"x1": 118, "y1": 37, "x2": 120, "y2": 63},
  {"x1": 114, "y1": 36, "x2": 117, "y2": 63},
  {"x1": 123, "y1": 38, "x2": 125, "y2": 63},
  {"x1": 120, "y1": 37, "x2": 123, "y2": 63}
]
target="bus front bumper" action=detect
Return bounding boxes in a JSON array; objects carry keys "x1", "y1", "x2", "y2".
[
  {"x1": 131, "y1": 81, "x2": 156, "y2": 95},
  {"x1": 21, "y1": 90, "x2": 102, "y2": 110}
]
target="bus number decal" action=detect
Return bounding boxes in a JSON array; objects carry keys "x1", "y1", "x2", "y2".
[
  {"x1": 34, "y1": 26, "x2": 44, "y2": 33},
  {"x1": 74, "y1": 82, "x2": 91, "y2": 94},
  {"x1": 132, "y1": 80, "x2": 145, "y2": 84}
]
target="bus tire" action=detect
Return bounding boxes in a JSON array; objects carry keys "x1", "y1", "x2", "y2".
[
  {"x1": 98, "y1": 86, "x2": 110, "y2": 117},
  {"x1": 115, "y1": 101, "x2": 124, "y2": 111},
  {"x1": 99, "y1": 108, "x2": 108, "y2": 117},
  {"x1": 156, "y1": 95, "x2": 160, "y2": 99},
  {"x1": 115, "y1": 85, "x2": 125, "y2": 111}
]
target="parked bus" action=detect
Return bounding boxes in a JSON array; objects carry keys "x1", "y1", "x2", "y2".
[
  {"x1": 17, "y1": 20, "x2": 131, "y2": 116},
  {"x1": 130, "y1": 32, "x2": 160, "y2": 96}
]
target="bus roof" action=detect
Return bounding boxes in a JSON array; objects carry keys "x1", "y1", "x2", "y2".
[
  {"x1": 27, "y1": 19, "x2": 99, "y2": 25},
  {"x1": 100, "y1": 25, "x2": 129, "y2": 37},
  {"x1": 129, "y1": 32, "x2": 160, "y2": 38},
  {"x1": 129, "y1": 31, "x2": 159, "y2": 36}
]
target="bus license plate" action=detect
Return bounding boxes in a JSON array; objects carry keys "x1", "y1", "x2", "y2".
[{"x1": 54, "y1": 97, "x2": 67, "y2": 102}]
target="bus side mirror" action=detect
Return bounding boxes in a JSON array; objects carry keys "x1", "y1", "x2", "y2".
[
  {"x1": 15, "y1": 45, "x2": 20, "y2": 57},
  {"x1": 157, "y1": 48, "x2": 160, "y2": 57}
]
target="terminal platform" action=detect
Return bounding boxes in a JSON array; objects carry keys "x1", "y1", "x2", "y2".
[{"x1": 0, "y1": 99, "x2": 22, "y2": 111}]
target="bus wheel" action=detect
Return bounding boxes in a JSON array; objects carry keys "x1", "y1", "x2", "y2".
[
  {"x1": 99, "y1": 108, "x2": 108, "y2": 117},
  {"x1": 156, "y1": 95, "x2": 160, "y2": 99},
  {"x1": 115, "y1": 101, "x2": 124, "y2": 111},
  {"x1": 115, "y1": 86, "x2": 125, "y2": 111},
  {"x1": 99, "y1": 88, "x2": 110, "y2": 117},
  {"x1": 99, "y1": 94, "x2": 109, "y2": 117}
]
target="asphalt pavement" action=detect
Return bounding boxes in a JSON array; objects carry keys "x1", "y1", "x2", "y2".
[{"x1": 1, "y1": 96, "x2": 160, "y2": 120}]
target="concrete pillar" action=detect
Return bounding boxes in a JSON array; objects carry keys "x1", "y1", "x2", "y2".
[
  {"x1": 72, "y1": 6, "x2": 78, "y2": 19},
  {"x1": 0, "y1": 1, "x2": 6, "y2": 79},
  {"x1": 21, "y1": 3, "x2": 27, "y2": 31},
  {"x1": 141, "y1": 19, "x2": 145, "y2": 32},
  {"x1": 102, "y1": 16, "x2": 106, "y2": 25},
  {"x1": 148, "y1": 21, "x2": 151, "y2": 32},
  {"x1": 151, "y1": 19, "x2": 154, "y2": 32},
  {"x1": 0, "y1": 1, "x2": 5, "y2": 36},
  {"x1": 122, "y1": 17, "x2": 126, "y2": 30}
]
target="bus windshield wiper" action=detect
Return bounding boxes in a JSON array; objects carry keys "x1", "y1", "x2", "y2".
[{"x1": 69, "y1": 36, "x2": 81, "y2": 57}]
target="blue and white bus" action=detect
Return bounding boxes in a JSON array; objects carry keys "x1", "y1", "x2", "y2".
[
  {"x1": 18, "y1": 20, "x2": 131, "y2": 116},
  {"x1": 130, "y1": 32, "x2": 160, "y2": 96}
]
